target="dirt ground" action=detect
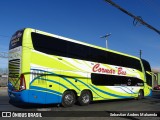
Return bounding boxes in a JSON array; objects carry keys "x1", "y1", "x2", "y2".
[{"x1": 0, "y1": 77, "x2": 7, "y2": 87}]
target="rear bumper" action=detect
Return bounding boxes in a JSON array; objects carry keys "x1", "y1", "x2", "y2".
[
  {"x1": 8, "y1": 88, "x2": 62, "y2": 104},
  {"x1": 8, "y1": 89, "x2": 29, "y2": 102},
  {"x1": 147, "y1": 89, "x2": 152, "y2": 97}
]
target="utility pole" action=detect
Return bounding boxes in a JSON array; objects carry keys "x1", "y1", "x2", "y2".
[
  {"x1": 100, "y1": 33, "x2": 111, "y2": 49},
  {"x1": 139, "y1": 50, "x2": 142, "y2": 58}
]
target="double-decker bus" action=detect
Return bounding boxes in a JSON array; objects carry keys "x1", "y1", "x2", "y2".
[{"x1": 8, "y1": 28, "x2": 152, "y2": 107}]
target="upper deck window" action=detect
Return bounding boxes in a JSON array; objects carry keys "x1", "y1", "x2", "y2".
[{"x1": 31, "y1": 32, "x2": 142, "y2": 71}]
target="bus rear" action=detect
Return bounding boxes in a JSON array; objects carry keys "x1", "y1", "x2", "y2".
[{"x1": 8, "y1": 29, "x2": 28, "y2": 102}]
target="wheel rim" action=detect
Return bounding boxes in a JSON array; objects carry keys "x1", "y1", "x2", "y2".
[
  {"x1": 82, "y1": 94, "x2": 90, "y2": 103},
  {"x1": 64, "y1": 94, "x2": 74, "y2": 105},
  {"x1": 138, "y1": 90, "x2": 143, "y2": 99},
  {"x1": 139, "y1": 92, "x2": 141, "y2": 96}
]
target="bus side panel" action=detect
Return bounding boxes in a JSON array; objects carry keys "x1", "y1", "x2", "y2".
[
  {"x1": 45, "y1": 70, "x2": 62, "y2": 104},
  {"x1": 45, "y1": 93, "x2": 62, "y2": 104},
  {"x1": 144, "y1": 83, "x2": 152, "y2": 97},
  {"x1": 29, "y1": 50, "x2": 63, "y2": 104},
  {"x1": 28, "y1": 89, "x2": 46, "y2": 104}
]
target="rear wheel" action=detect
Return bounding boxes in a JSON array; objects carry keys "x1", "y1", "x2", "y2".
[
  {"x1": 78, "y1": 91, "x2": 91, "y2": 106},
  {"x1": 62, "y1": 91, "x2": 75, "y2": 107},
  {"x1": 137, "y1": 90, "x2": 144, "y2": 100}
]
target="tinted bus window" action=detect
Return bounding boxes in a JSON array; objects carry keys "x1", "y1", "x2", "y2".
[
  {"x1": 91, "y1": 73, "x2": 144, "y2": 86},
  {"x1": 31, "y1": 33, "x2": 67, "y2": 57},
  {"x1": 31, "y1": 32, "x2": 142, "y2": 71},
  {"x1": 67, "y1": 42, "x2": 89, "y2": 60},
  {"x1": 142, "y1": 59, "x2": 151, "y2": 71},
  {"x1": 89, "y1": 47, "x2": 107, "y2": 63},
  {"x1": 107, "y1": 52, "x2": 142, "y2": 71},
  {"x1": 141, "y1": 59, "x2": 152, "y2": 87}
]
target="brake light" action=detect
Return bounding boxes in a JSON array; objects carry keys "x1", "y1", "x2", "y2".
[{"x1": 19, "y1": 74, "x2": 26, "y2": 91}]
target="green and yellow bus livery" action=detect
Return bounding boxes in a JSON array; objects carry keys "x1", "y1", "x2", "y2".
[{"x1": 8, "y1": 28, "x2": 152, "y2": 107}]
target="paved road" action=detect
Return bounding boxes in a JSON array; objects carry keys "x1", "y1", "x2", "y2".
[{"x1": 0, "y1": 88, "x2": 160, "y2": 120}]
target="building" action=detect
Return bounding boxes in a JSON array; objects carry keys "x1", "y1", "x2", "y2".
[{"x1": 152, "y1": 68, "x2": 160, "y2": 89}]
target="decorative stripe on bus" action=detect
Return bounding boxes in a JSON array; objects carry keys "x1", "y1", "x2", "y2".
[
  {"x1": 30, "y1": 86, "x2": 62, "y2": 96},
  {"x1": 90, "y1": 85, "x2": 133, "y2": 98},
  {"x1": 73, "y1": 78, "x2": 105, "y2": 99},
  {"x1": 30, "y1": 77, "x2": 69, "y2": 89},
  {"x1": 30, "y1": 69, "x2": 136, "y2": 99},
  {"x1": 30, "y1": 69, "x2": 81, "y2": 91},
  {"x1": 115, "y1": 86, "x2": 137, "y2": 94},
  {"x1": 30, "y1": 69, "x2": 105, "y2": 99}
]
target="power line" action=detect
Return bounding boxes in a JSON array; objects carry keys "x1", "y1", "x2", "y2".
[{"x1": 104, "y1": 0, "x2": 160, "y2": 35}]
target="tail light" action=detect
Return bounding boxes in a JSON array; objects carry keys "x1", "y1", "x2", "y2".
[{"x1": 19, "y1": 74, "x2": 26, "y2": 91}]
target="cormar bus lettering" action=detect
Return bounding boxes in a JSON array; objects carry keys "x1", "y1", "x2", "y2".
[
  {"x1": 92, "y1": 64, "x2": 127, "y2": 75},
  {"x1": 118, "y1": 67, "x2": 126, "y2": 75},
  {"x1": 92, "y1": 63, "x2": 115, "y2": 74}
]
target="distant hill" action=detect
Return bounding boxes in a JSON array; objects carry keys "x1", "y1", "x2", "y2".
[{"x1": 152, "y1": 68, "x2": 160, "y2": 73}]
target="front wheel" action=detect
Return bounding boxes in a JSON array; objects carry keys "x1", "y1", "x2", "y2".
[
  {"x1": 137, "y1": 90, "x2": 144, "y2": 100},
  {"x1": 62, "y1": 91, "x2": 76, "y2": 107},
  {"x1": 78, "y1": 91, "x2": 92, "y2": 106}
]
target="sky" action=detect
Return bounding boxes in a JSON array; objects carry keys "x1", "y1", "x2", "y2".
[{"x1": 0, "y1": 0, "x2": 160, "y2": 70}]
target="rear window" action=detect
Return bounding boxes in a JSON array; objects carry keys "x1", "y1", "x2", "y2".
[{"x1": 9, "y1": 30, "x2": 24, "y2": 50}]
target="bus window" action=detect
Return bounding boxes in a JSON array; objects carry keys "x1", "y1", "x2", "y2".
[{"x1": 141, "y1": 59, "x2": 152, "y2": 87}]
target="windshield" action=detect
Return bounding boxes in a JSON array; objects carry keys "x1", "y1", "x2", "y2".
[
  {"x1": 142, "y1": 59, "x2": 151, "y2": 72},
  {"x1": 142, "y1": 59, "x2": 152, "y2": 87}
]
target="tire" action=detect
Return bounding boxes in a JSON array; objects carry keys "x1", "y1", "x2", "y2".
[
  {"x1": 137, "y1": 90, "x2": 144, "y2": 100},
  {"x1": 62, "y1": 91, "x2": 76, "y2": 107},
  {"x1": 78, "y1": 91, "x2": 91, "y2": 106}
]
